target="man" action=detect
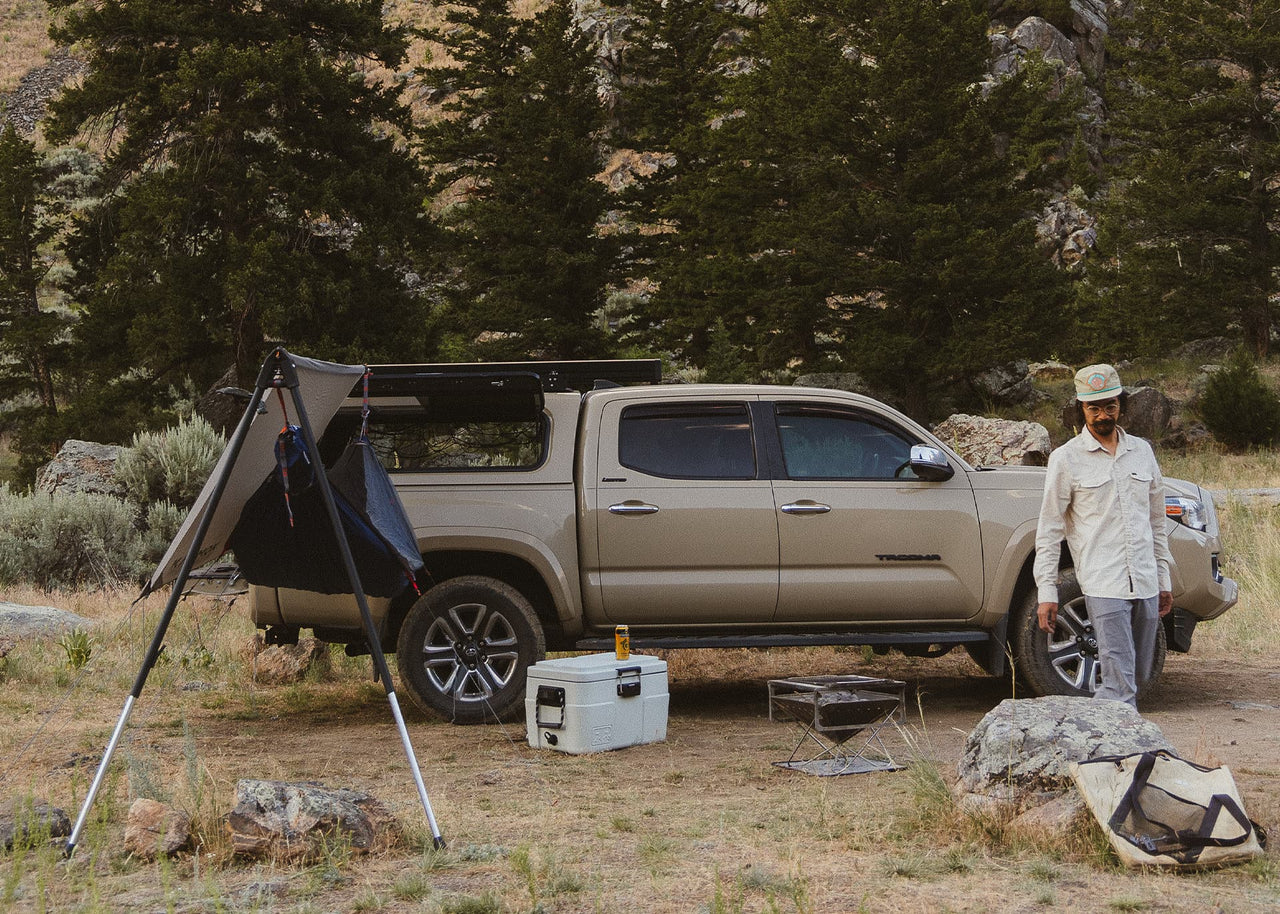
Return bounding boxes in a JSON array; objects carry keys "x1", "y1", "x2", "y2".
[{"x1": 1033, "y1": 363, "x2": 1173, "y2": 708}]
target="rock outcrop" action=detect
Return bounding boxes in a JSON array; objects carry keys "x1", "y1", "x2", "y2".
[{"x1": 933, "y1": 414, "x2": 1051, "y2": 467}]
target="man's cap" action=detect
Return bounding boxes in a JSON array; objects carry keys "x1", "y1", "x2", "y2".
[{"x1": 1074, "y1": 363, "x2": 1123, "y2": 402}]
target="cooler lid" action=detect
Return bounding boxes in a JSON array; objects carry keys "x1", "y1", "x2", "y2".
[{"x1": 526, "y1": 652, "x2": 667, "y2": 684}]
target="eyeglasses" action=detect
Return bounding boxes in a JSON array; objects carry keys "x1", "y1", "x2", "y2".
[{"x1": 1083, "y1": 401, "x2": 1120, "y2": 416}]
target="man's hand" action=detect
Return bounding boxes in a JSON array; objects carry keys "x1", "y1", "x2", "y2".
[
  {"x1": 1158, "y1": 590, "x2": 1173, "y2": 618},
  {"x1": 1037, "y1": 602, "x2": 1058, "y2": 633}
]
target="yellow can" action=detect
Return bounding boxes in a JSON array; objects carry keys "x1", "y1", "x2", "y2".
[{"x1": 615, "y1": 624, "x2": 630, "y2": 660}]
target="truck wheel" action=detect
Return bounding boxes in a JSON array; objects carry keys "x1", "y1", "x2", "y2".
[
  {"x1": 1012, "y1": 571, "x2": 1166, "y2": 698},
  {"x1": 395, "y1": 576, "x2": 546, "y2": 724}
]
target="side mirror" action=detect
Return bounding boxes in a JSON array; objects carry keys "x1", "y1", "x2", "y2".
[{"x1": 909, "y1": 444, "x2": 954, "y2": 482}]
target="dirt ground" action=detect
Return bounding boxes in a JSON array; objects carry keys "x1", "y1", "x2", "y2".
[{"x1": 4, "y1": 644, "x2": 1279, "y2": 913}]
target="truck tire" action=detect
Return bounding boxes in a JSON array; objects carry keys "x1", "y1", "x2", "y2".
[
  {"x1": 396, "y1": 575, "x2": 546, "y2": 724},
  {"x1": 1012, "y1": 571, "x2": 1166, "y2": 698}
]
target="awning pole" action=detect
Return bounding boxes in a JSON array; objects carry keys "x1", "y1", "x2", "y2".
[
  {"x1": 65, "y1": 368, "x2": 270, "y2": 858},
  {"x1": 281, "y1": 356, "x2": 445, "y2": 848}
]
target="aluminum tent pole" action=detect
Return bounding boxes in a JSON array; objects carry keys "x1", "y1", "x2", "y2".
[
  {"x1": 275, "y1": 353, "x2": 445, "y2": 848},
  {"x1": 65, "y1": 372, "x2": 270, "y2": 857}
]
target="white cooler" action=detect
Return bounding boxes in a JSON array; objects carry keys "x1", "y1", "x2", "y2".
[{"x1": 525, "y1": 653, "x2": 669, "y2": 754}]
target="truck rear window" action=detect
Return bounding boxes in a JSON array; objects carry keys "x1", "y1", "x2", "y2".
[
  {"x1": 618, "y1": 403, "x2": 756, "y2": 479},
  {"x1": 326, "y1": 409, "x2": 546, "y2": 471}
]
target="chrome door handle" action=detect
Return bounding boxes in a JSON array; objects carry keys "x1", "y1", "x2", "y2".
[
  {"x1": 780, "y1": 501, "x2": 831, "y2": 515},
  {"x1": 609, "y1": 502, "x2": 660, "y2": 515}
]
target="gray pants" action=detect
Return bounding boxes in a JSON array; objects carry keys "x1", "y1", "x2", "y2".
[{"x1": 1085, "y1": 595, "x2": 1159, "y2": 708}]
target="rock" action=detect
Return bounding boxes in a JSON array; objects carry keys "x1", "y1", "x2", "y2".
[
  {"x1": 1172, "y1": 336, "x2": 1237, "y2": 362},
  {"x1": 0, "y1": 602, "x2": 96, "y2": 640},
  {"x1": 598, "y1": 148, "x2": 677, "y2": 193},
  {"x1": 34, "y1": 440, "x2": 127, "y2": 499},
  {"x1": 933, "y1": 414, "x2": 1051, "y2": 467},
  {"x1": 1028, "y1": 360, "x2": 1074, "y2": 381},
  {"x1": 251, "y1": 638, "x2": 330, "y2": 684},
  {"x1": 1011, "y1": 17, "x2": 1078, "y2": 67},
  {"x1": 972, "y1": 361, "x2": 1042, "y2": 407},
  {"x1": 0, "y1": 49, "x2": 87, "y2": 135},
  {"x1": 124, "y1": 798, "x2": 192, "y2": 859},
  {"x1": 1121, "y1": 386, "x2": 1174, "y2": 441},
  {"x1": 793, "y1": 372, "x2": 870, "y2": 394},
  {"x1": 956, "y1": 696, "x2": 1172, "y2": 810},
  {"x1": 227, "y1": 780, "x2": 399, "y2": 860},
  {"x1": 0, "y1": 798, "x2": 71, "y2": 850},
  {"x1": 1009, "y1": 792, "x2": 1088, "y2": 839}
]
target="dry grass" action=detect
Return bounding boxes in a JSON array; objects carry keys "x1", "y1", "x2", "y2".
[
  {"x1": 2, "y1": 582, "x2": 1278, "y2": 912},
  {"x1": 0, "y1": 0, "x2": 51, "y2": 95}
]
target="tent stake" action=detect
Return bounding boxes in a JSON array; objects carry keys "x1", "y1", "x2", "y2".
[
  {"x1": 282, "y1": 358, "x2": 445, "y2": 848},
  {"x1": 65, "y1": 378, "x2": 269, "y2": 857}
]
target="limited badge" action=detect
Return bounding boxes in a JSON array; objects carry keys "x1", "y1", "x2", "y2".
[{"x1": 1088, "y1": 372, "x2": 1108, "y2": 391}]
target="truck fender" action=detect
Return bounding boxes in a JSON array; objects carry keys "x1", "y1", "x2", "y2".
[
  {"x1": 417, "y1": 527, "x2": 582, "y2": 637},
  {"x1": 983, "y1": 516, "x2": 1042, "y2": 632}
]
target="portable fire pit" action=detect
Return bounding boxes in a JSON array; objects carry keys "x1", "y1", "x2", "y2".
[{"x1": 767, "y1": 675, "x2": 907, "y2": 776}]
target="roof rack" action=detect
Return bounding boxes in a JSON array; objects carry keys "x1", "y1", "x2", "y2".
[
  {"x1": 348, "y1": 359, "x2": 663, "y2": 423},
  {"x1": 359, "y1": 358, "x2": 662, "y2": 395}
]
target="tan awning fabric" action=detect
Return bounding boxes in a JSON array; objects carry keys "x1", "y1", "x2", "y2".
[{"x1": 142, "y1": 352, "x2": 365, "y2": 597}]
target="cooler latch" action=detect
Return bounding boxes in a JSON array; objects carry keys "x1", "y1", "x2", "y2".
[{"x1": 616, "y1": 666, "x2": 642, "y2": 698}]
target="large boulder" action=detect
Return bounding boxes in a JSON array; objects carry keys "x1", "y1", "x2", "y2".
[
  {"x1": 227, "y1": 780, "x2": 399, "y2": 860},
  {"x1": 972, "y1": 361, "x2": 1042, "y2": 408},
  {"x1": 1122, "y1": 386, "x2": 1175, "y2": 441},
  {"x1": 0, "y1": 602, "x2": 96, "y2": 640},
  {"x1": 957, "y1": 696, "x2": 1172, "y2": 812},
  {"x1": 932, "y1": 414, "x2": 1051, "y2": 467},
  {"x1": 34, "y1": 440, "x2": 127, "y2": 499}
]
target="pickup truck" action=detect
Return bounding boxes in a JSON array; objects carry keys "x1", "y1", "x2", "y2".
[{"x1": 247, "y1": 359, "x2": 1239, "y2": 722}]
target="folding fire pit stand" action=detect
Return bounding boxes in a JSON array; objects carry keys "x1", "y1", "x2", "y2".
[{"x1": 767, "y1": 675, "x2": 907, "y2": 776}]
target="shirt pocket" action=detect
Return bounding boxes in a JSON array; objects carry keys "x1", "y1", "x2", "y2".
[
  {"x1": 1073, "y1": 474, "x2": 1113, "y2": 514},
  {"x1": 1127, "y1": 471, "x2": 1155, "y2": 500}
]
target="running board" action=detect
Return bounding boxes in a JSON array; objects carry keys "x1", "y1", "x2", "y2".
[{"x1": 575, "y1": 630, "x2": 990, "y2": 651}]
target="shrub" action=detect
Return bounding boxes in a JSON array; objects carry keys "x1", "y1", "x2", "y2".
[
  {"x1": 1200, "y1": 351, "x2": 1280, "y2": 450},
  {"x1": 115, "y1": 414, "x2": 225, "y2": 508},
  {"x1": 0, "y1": 484, "x2": 145, "y2": 589}
]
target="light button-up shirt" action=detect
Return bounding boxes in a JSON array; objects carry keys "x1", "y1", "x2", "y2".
[{"x1": 1034, "y1": 428, "x2": 1172, "y2": 604}]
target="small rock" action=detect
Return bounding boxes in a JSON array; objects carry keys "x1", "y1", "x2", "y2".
[
  {"x1": 124, "y1": 798, "x2": 192, "y2": 859},
  {"x1": 0, "y1": 798, "x2": 71, "y2": 850},
  {"x1": 1009, "y1": 792, "x2": 1087, "y2": 838},
  {"x1": 251, "y1": 639, "x2": 330, "y2": 684}
]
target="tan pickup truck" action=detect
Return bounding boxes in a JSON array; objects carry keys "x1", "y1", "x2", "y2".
[{"x1": 247, "y1": 360, "x2": 1239, "y2": 722}]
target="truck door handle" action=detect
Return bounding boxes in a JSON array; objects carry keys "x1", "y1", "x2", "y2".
[
  {"x1": 609, "y1": 502, "x2": 660, "y2": 516},
  {"x1": 780, "y1": 501, "x2": 831, "y2": 515}
]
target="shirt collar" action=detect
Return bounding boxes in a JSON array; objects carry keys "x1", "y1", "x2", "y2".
[{"x1": 1080, "y1": 426, "x2": 1131, "y2": 453}]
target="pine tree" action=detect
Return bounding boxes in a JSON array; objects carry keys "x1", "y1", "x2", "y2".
[
  {"x1": 419, "y1": 0, "x2": 618, "y2": 360},
  {"x1": 611, "y1": 0, "x2": 749, "y2": 368},
  {"x1": 0, "y1": 127, "x2": 61, "y2": 416},
  {"x1": 847, "y1": 0, "x2": 1074, "y2": 411},
  {"x1": 645, "y1": 0, "x2": 1072, "y2": 403},
  {"x1": 44, "y1": 0, "x2": 427, "y2": 440},
  {"x1": 1085, "y1": 0, "x2": 1280, "y2": 358}
]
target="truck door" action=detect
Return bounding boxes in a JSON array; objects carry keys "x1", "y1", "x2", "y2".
[
  {"x1": 592, "y1": 399, "x2": 779, "y2": 624},
  {"x1": 765, "y1": 401, "x2": 983, "y2": 623}
]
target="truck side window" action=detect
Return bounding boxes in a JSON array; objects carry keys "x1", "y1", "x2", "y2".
[
  {"x1": 619, "y1": 403, "x2": 756, "y2": 479},
  {"x1": 325, "y1": 408, "x2": 546, "y2": 471},
  {"x1": 776, "y1": 406, "x2": 915, "y2": 480}
]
